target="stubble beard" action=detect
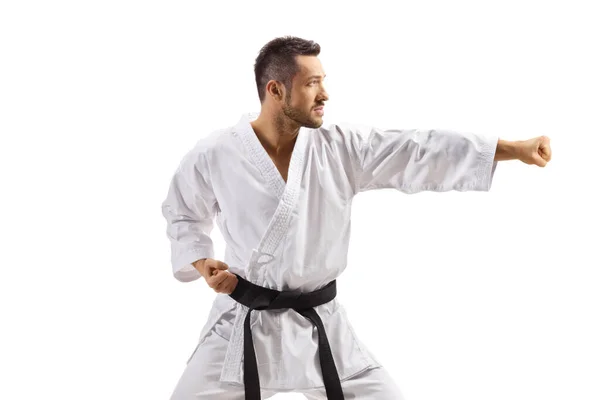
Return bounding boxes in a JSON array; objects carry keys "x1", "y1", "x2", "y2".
[{"x1": 282, "y1": 96, "x2": 322, "y2": 129}]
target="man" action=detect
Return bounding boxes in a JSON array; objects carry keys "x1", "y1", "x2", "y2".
[{"x1": 161, "y1": 36, "x2": 551, "y2": 399}]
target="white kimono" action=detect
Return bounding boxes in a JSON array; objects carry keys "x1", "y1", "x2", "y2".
[{"x1": 161, "y1": 112, "x2": 498, "y2": 391}]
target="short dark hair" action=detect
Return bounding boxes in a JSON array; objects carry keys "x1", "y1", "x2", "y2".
[{"x1": 254, "y1": 36, "x2": 321, "y2": 103}]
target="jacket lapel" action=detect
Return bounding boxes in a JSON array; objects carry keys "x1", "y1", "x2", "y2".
[
  {"x1": 234, "y1": 112, "x2": 308, "y2": 283},
  {"x1": 221, "y1": 114, "x2": 309, "y2": 384}
]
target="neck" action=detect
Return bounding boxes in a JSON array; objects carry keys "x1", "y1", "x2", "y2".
[{"x1": 250, "y1": 110, "x2": 299, "y2": 156}]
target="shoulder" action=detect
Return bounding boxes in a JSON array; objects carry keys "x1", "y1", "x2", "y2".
[
  {"x1": 193, "y1": 126, "x2": 233, "y2": 153},
  {"x1": 312, "y1": 121, "x2": 374, "y2": 153},
  {"x1": 187, "y1": 125, "x2": 235, "y2": 160},
  {"x1": 176, "y1": 125, "x2": 235, "y2": 177}
]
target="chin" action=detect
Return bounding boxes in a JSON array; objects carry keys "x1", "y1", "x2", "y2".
[{"x1": 304, "y1": 117, "x2": 323, "y2": 129}]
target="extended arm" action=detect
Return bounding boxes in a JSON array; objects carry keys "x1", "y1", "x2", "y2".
[{"x1": 343, "y1": 125, "x2": 551, "y2": 195}]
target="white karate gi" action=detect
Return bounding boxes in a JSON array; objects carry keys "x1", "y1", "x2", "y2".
[{"x1": 161, "y1": 112, "x2": 498, "y2": 398}]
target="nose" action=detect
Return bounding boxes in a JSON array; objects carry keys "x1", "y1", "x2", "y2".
[{"x1": 319, "y1": 86, "x2": 329, "y2": 102}]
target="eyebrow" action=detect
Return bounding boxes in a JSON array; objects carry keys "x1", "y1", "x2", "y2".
[{"x1": 306, "y1": 74, "x2": 326, "y2": 81}]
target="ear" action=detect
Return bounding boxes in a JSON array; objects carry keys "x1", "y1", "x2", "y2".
[{"x1": 267, "y1": 80, "x2": 284, "y2": 101}]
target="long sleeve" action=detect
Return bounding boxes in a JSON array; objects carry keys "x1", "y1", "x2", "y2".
[
  {"x1": 344, "y1": 125, "x2": 498, "y2": 194},
  {"x1": 161, "y1": 145, "x2": 219, "y2": 282}
]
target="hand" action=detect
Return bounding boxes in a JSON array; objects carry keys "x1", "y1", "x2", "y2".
[
  {"x1": 517, "y1": 136, "x2": 552, "y2": 167},
  {"x1": 193, "y1": 258, "x2": 239, "y2": 294}
]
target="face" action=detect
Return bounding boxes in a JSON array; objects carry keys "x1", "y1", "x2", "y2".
[{"x1": 280, "y1": 55, "x2": 329, "y2": 129}]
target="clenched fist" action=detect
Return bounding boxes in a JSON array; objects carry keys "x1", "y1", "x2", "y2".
[
  {"x1": 518, "y1": 136, "x2": 552, "y2": 167},
  {"x1": 192, "y1": 258, "x2": 238, "y2": 294}
]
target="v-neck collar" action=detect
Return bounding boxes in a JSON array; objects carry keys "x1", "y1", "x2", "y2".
[{"x1": 234, "y1": 112, "x2": 307, "y2": 200}]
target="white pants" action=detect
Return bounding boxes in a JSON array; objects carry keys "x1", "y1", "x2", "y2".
[{"x1": 170, "y1": 312, "x2": 406, "y2": 399}]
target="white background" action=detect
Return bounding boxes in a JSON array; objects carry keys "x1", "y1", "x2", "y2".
[{"x1": 1, "y1": 1, "x2": 599, "y2": 399}]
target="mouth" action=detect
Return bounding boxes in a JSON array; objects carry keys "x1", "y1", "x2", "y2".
[{"x1": 313, "y1": 106, "x2": 324, "y2": 116}]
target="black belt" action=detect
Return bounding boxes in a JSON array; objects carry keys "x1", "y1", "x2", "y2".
[{"x1": 229, "y1": 274, "x2": 344, "y2": 400}]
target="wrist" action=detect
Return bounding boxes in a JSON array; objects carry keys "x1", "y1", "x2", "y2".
[
  {"x1": 495, "y1": 139, "x2": 522, "y2": 161},
  {"x1": 192, "y1": 258, "x2": 207, "y2": 274}
]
